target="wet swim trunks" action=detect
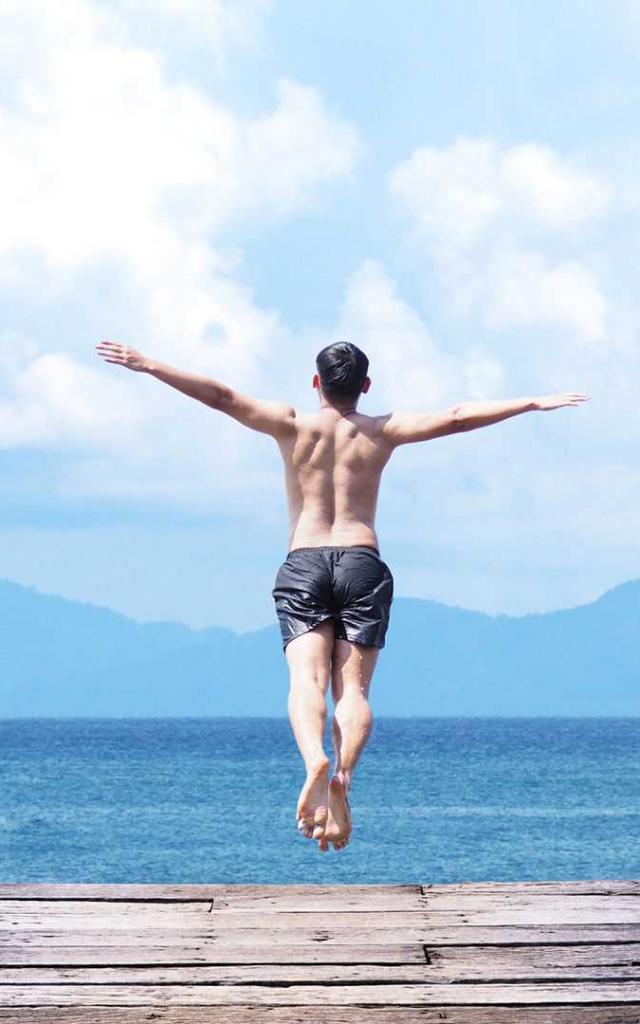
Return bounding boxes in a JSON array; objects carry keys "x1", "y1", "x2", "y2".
[{"x1": 272, "y1": 545, "x2": 394, "y2": 651}]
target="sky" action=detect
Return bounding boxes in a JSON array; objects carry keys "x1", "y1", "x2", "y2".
[{"x1": 1, "y1": 0, "x2": 639, "y2": 630}]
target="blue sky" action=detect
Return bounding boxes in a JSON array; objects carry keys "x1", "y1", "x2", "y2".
[{"x1": 1, "y1": 0, "x2": 639, "y2": 629}]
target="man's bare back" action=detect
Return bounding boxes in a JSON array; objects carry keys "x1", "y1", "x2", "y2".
[
  {"x1": 278, "y1": 407, "x2": 391, "y2": 552},
  {"x1": 96, "y1": 337, "x2": 588, "y2": 853}
]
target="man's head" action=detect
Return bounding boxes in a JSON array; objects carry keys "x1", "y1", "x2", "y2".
[{"x1": 313, "y1": 342, "x2": 370, "y2": 407}]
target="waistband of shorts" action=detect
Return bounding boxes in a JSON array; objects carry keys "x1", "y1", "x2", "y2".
[{"x1": 287, "y1": 544, "x2": 381, "y2": 556}]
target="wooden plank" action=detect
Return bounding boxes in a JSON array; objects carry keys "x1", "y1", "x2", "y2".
[
  {"x1": 0, "y1": 944, "x2": 424, "y2": 966},
  {"x1": 4, "y1": 894, "x2": 638, "y2": 914},
  {"x1": 0, "y1": 905, "x2": 435, "y2": 926},
  {"x1": 426, "y1": 942, "x2": 640, "y2": 975},
  {"x1": 0, "y1": 902, "x2": 213, "y2": 922},
  {"x1": 421, "y1": 894, "x2": 640, "y2": 911},
  {"x1": 0, "y1": 886, "x2": 217, "y2": 902},
  {"x1": 211, "y1": 885, "x2": 422, "y2": 911},
  {"x1": 5, "y1": 924, "x2": 640, "y2": 946},
  {"x1": 423, "y1": 880, "x2": 640, "y2": 895},
  {"x1": 0, "y1": 885, "x2": 419, "y2": 908},
  {"x1": 1, "y1": 1008, "x2": 640, "y2": 1024},
  {"x1": 1, "y1": 981, "x2": 640, "y2": 1005},
  {"x1": 5, "y1": 941, "x2": 640, "y2": 971},
  {"x1": 2, "y1": 881, "x2": 638, "y2": 898},
  {"x1": 0, "y1": 965, "x2": 432, "y2": 984},
  {"x1": 3, "y1": 904, "x2": 638, "y2": 930},
  {"x1": 3, "y1": 958, "x2": 640, "y2": 985},
  {"x1": 0, "y1": 880, "x2": 636, "y2": 902}
]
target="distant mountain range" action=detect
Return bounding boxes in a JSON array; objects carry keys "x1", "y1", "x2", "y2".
[{"x1": 1, "y1": 576, "x2": 638, "y2": 716}]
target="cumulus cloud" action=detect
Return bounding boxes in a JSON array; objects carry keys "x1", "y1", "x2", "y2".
[
  {"x1": 334, "y1": 259, "x2": 506, "y2": 411},
  {"x1": 0, "y1": 10, "x2": 357, "y2": 278},
  {"x1": 390, "y1": 136, "x2": 610, "y2": 341},
  {"x1": 0, "y1": 345, "x2": 144, "y2": 451},
  {"x1": 337, "y1": 260, "x2": 449, "y2": 409},
  {"x1": 0, "y1": 0, "x2": 358, "y2": 504},
  {"x1": 470, "y1": 250, "x2": 606, "y2": 340},
  {"x1": 384, "y1": 133, "x2": 640, "y2": 584},
  {"x1": 391, "y1": 137, "x2": 609, "y2": 245}
]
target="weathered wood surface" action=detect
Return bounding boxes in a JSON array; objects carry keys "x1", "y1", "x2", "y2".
[
  {"x1": 1, "y1": 1011, "x2": 640, "y2": 1024},
  {"x1": 3, "y1": 879, "x2": 640, "y2": 898},
  {"x1": 2, "y1": 982, "x2": 640, "y2": 1005},
  {"x1": 3, "y1": 880, "x2": 638, "y2": 901},
  {"x1": 0, "y1": 884, "x2": 421, "y2": 908},
  {"x1": 6, "y1": 924, "x2": 640, "y2": 947},
  {"x1": 4, "y1": 955, "x2": 640, "y2": 984},
  {"x1": 4, "y1": 942, "x2": 640, "y2": 973},
  {"x1": 3, "y1": 895, "x2": 639, "y2": 924},
  {"x1": 1, "y1": 882, "x2": 639, "y2": 1020},
  {"x1": 0, "y1": 944, "x2": 424, "y2": 966}
]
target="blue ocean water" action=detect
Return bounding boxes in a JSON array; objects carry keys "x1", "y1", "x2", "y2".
[{"x1": 1, "y1": 717, "x2": 639, "y2": 884}]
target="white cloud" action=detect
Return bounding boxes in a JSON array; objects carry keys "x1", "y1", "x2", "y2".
[
  {"x1": 391, "y1": 137, "x2": 609, "y2": 247},
  {"x1": 0, "y1": 0, "x2": 358, "y2": 494},
  {"x1": 390, "y1": 136, "x2": 610, "y2": 341},
  {"x1": 0, "y1": 21, "x2": 357, "y2": 277},
  {"x1": 335, "y1": 259, "x2": 506, "y2": 413},
  {"x1": 472, "y1": 250, "x2": 606, "y2": 340},
  {"x1": 501, "y1": 143, "x2": 609, "y2": 228},
  {"x1": 111, "y1": 0, "x2": 272, "y2": 51},
  {"x1": 462, "y1": 352, "x2": 506, "y2": 400},
  {"x1": 391, "y1": 138, "x2": 503, "y2": 251},
  {"x1": 385, "y1": 135, "x2": 640, "y2": 593},
  {"x1": 243, "y1": 79, "x2": 358, "y2": 217},
  {"x1": 0, "y1": 346, "x2": 144, "y2": 450},
  {"x1": 337, "y1": 260, "x2": 449, "y2": 409}
]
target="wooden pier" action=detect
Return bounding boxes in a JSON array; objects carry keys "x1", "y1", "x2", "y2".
[{"x1": 1, "y1": 880, "x2": 639, "y2": 1022}]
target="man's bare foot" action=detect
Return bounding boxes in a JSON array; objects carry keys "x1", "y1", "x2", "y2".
[
  {"x1": 296, "y1": 758, "x2": 330, "y2": 840},
  {"x1": 322, "y1": 772, "x2": 352, "y2": 851}
]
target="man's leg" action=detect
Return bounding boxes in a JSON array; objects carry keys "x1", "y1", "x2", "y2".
[
  {"x1": 285, "y1": 620, "x2": 334, "y2": 840},
  {"x1": 323, "y1": 639, "x2": 379, "y2": 851}
]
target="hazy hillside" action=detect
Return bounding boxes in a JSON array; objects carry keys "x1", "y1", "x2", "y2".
[{"x1": 1, "y1": 577, "x2": 638, "y2": 716}]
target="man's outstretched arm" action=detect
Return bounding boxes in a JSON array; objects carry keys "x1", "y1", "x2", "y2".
[
  {"x1": 382, "y1": 392, "x2": 589, "y2": 446},
  {"x1": 95, "y1": 340, "x2": 296, "y2": 438}
]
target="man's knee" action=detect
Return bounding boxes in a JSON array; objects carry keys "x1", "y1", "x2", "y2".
[{"x1": 289, "y1": 667, "x2": 330, "y2": 697}]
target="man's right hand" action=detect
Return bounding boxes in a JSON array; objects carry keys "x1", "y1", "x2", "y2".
[
  {"x1": 534, "y1": 393, "x2": 590, "y2": 410},
  {"x1": 95, "y1": 340, "x2": 149, "y2": 372}
]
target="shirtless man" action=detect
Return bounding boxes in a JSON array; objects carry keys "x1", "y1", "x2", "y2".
[{"x1": 95, "y1": 339, "x2": 588, "y2": 852}]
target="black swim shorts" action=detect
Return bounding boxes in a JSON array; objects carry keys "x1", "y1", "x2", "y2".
[{"x1": 272, "y1": 545, "x2": 394, "y2": 651}]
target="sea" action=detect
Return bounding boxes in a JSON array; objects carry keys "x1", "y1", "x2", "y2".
[{"x1": 1, "y1": 717, "x2": 639, "y2": 884}]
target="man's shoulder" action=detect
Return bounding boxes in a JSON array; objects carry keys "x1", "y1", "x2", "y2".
[{"x1": 355, "y1": 411, "x2": 394, "y2": 435}]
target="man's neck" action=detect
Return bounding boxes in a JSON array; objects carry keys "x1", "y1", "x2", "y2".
[{"x1": 319, "y1": 399, "x2": 359, "y2": 417}]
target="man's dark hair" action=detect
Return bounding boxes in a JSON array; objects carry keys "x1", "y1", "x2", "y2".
[{"x1": 315, "y1": 341, "x2": 369, "y2": 402}]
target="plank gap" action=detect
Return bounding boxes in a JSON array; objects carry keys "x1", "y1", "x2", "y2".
[
  {"x1": 425, "y1": 940, "x2": 640, "y2": 949},
  {"x1": 7, "y1": 977, "x2": 640, "y2": 988}
]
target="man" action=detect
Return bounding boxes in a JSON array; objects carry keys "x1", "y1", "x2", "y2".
[{"x1": 95, "y1": 339, "x2": 588, "y2": 852}]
